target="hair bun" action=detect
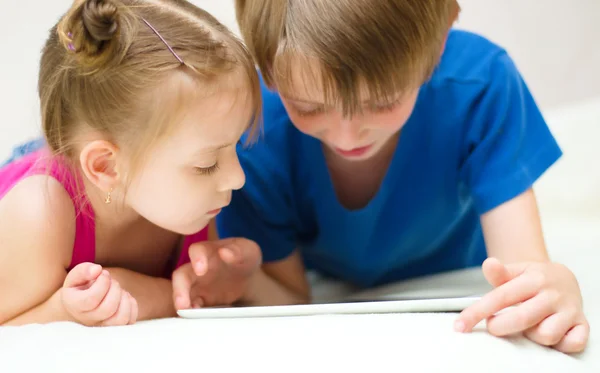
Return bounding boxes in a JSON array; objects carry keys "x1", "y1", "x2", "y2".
[
  {"x1": 58, "y1": 0, "x2": 132, "y2": 72},
  {"x1": 82, "y1": 0, "x2": 119, "y2": 42}
]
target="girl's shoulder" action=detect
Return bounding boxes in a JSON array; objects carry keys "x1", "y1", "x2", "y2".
[
  {"x1": 0, "y1": 171, "x2": 77, "y2": 270},
  {"x1": 0, "y1": 149, "x2": 95, "y2": 269}
]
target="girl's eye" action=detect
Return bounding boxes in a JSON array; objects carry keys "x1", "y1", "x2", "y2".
[{"x1": 194, "y1": 163, "x2": 219, "y2": 176}]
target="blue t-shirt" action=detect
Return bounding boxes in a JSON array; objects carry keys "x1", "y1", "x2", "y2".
[{"x1": 216, "y1": 30, "x2": 562, "y2": 288}]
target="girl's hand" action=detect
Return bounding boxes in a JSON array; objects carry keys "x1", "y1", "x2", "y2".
[
  {"x1": 172, "y1": 238, "x2": 262, "y2": 309},
  {"x1": 61, "y1": 263, "x2": 138, "y2": 326},
  {"x1": 455, "y1": 258, "x2": 589, "y2": 353}
]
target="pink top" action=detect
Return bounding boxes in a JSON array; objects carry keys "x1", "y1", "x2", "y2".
[{"x1": 0, "y1": 149, "x2": 206, "y2": 275}]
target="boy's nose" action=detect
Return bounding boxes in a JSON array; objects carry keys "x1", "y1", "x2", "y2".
[{"x1": 326, "y1": 118, "x2": 364, "y2": 150}]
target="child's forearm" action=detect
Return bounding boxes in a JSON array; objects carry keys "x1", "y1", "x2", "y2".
[
  {"x1": 105, "y1": 268, "x2": 176, "y2": 320},
  {"x1": 3, "y1": 291, "x2": 74, "y2": 326},
  {"x1": 241, "y1": 269, "x2": 310, "y2": 307},
  {"x1": 4, "y1": 269, "x2": 176, "y2": 325},
  {"x1": 480, "y1": 189, "x2": 550, "y2": 264}
]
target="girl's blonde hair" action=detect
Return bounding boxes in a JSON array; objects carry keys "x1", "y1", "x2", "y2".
[
  {"x1": 235, "y1": 0, "x2": 459, "y2": 116},
  {"x1": 41, "y1": 0, "x2": 261, "y2": 173}
]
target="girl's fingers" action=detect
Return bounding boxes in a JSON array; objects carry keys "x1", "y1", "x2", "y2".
[
  {"x1": 70, "y1": 270, "x2": 112, "y2": 312},
  {"x1": 101, "y1": 291, "x2": 132, "y2": 326},
  {"x1": 88, "y1": 279, "x2": 122, "y2": 321}
]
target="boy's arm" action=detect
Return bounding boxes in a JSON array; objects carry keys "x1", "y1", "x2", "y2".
[
  {"x1": 480, "y1": 188, "x2": 549, "y2": 263},
  {"x1": 209, "y1": 220, "x2": 310, "y2": 306},
  {"x1": 460, "y1": 189, "x2": 589, "y2": 353},
  {"x1": 215, "y1": 142, "x2": 309, "y2": 306},
  {"x1": 243, "y1": 250, "x2": 311, "y2": 306},
  {"x1": 456, "y1": 52, "x2": 588, "y2": 353}
]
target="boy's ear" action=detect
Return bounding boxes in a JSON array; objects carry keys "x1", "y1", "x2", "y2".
[
  {"x1": 441, "y1": 2, "x2": 461, "y2": 56},
  {"x1": 449, "y1": 1, "x2": 461, "y2": 27},
  {"x1": 79, "y1": 140, "x2": 120, "y2": 193}
]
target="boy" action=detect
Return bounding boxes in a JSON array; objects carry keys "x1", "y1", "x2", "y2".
[{"x1": 176, "y1": 0, "x2": 589, "y2": 353}]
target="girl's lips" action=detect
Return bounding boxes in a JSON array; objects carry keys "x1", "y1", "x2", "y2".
[{"x1": 207, "y1": 207, "x2": 224, "y2": 215}]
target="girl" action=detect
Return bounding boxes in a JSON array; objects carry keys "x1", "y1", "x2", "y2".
[
  {"x1": 0, "y1": 0, "x2": 261, "y2": 326},
  {"x1": 177, "y1": 0, "x2": 589, "y2": 354}
]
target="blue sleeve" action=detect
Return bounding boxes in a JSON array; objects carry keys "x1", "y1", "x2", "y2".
[
  {"x1": 459, "y1": 52, "x2": 562, "y2": 214},
  {"x1": 216, "y1": 140, "x2": 297, "y2": 263},
  {"x1": 2, "y1": 138, "x2": 45, "y2": 167}
]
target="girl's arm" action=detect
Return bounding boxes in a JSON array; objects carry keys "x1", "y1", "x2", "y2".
[
  {"x1": 0, "y1": 176, "x2": 75, "y2": 325},
  {"x1": 3, "y1": 291, "x2": 74, "y2": 326},
  {"x1": 0, "y1": 176, "x2": 142, "y2": 326},
  {"x1": 104, "y1": 268, "x2": 176, "y2": 320},
  {"x1": 5, "y1": 266, "x2": 176, "y2": 325}
]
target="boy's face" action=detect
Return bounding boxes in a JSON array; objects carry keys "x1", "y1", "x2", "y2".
[{"x1": 277, "y1": 63, "x2": 420, "y2": 161}]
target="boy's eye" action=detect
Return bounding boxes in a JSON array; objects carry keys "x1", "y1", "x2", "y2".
[
  {"x1": 370, "y1": 100, "x2": 401, "y2": 113},
  {"x1": 296, "y1": 107, "x2": 325, "y2": 117},
  {"x1": 293, "y1": 106, "x2": 325, "y2": 117},
  {"x1": 194, "y1": 163, "x2": 219, "y2": 176}
]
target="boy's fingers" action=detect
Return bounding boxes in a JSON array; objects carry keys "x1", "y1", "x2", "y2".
[
  {"x1": 192, "y1": 297, "x2": 205, "y2": 309},
  {"x1": 482, "y1": 258, "x2": 511, "y2": 288},
  {"x1": 218, "y1": 239, "x2": 262, "y2": 269},
  {"x1": 525, "y1": 312, "x2": 576, "y2": 347},
  {"x1": 553, "y1": 322, "x2": 590, "y2": 354},
  {"x1": 485, "y1": 294, "x2": 553, "y2": 336},
  {"x1": 482, "y1": 258, "x2": 531, "y2": 288},
  {"x1": 456, "y1": 274, "x2": 539, "y2": 332},
  {"x1": 218, "y1": 247, "x2": 238, "y2": 264}
]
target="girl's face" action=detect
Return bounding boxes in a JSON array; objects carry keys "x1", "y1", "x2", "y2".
[
  {"x1": 278, "y1": 62, "x2": 420, "y2": 162},
  {"x1": 123, "y1": 84, "x2": 252, "y2": 235}
]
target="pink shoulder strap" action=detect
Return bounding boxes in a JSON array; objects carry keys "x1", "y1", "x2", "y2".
[
  {"x1": 26, "y1": 151, "x2": 96, "y2": 269},
  {"x1": 5, "y1": 149, "x2": 207, "y2": 274}
]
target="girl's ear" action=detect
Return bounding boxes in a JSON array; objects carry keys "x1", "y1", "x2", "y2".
[{"x1": 79, "y1": 140, "x2": 120, "y2": 192}]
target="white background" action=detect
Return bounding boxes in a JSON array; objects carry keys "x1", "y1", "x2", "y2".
[
  {"x1": 1, "y1": 0, "x2": 600, "y2": 157},
  {"x1": 0, "y1": 1, "x2": 599, "y2": 371}
]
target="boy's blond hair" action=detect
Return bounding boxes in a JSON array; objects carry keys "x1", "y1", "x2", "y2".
[{"x1": 236, "y1": 0, "x2": 459, "y2": 116}]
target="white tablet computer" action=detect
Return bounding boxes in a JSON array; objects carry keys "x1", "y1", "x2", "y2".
[{"x1": 177, "y1": 295, "x2": 480, "y2": 319}]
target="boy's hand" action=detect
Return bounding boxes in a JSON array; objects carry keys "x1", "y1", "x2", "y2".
[
  {"x1": 61, "y1": 263, "x2": 138, "y2": 326},
  {"x1": 172, "y1": 238, "x2": 262, "y2": 309},
  {"x1": 455, "y1": 258, "x2": 589, "y2": 353}
]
